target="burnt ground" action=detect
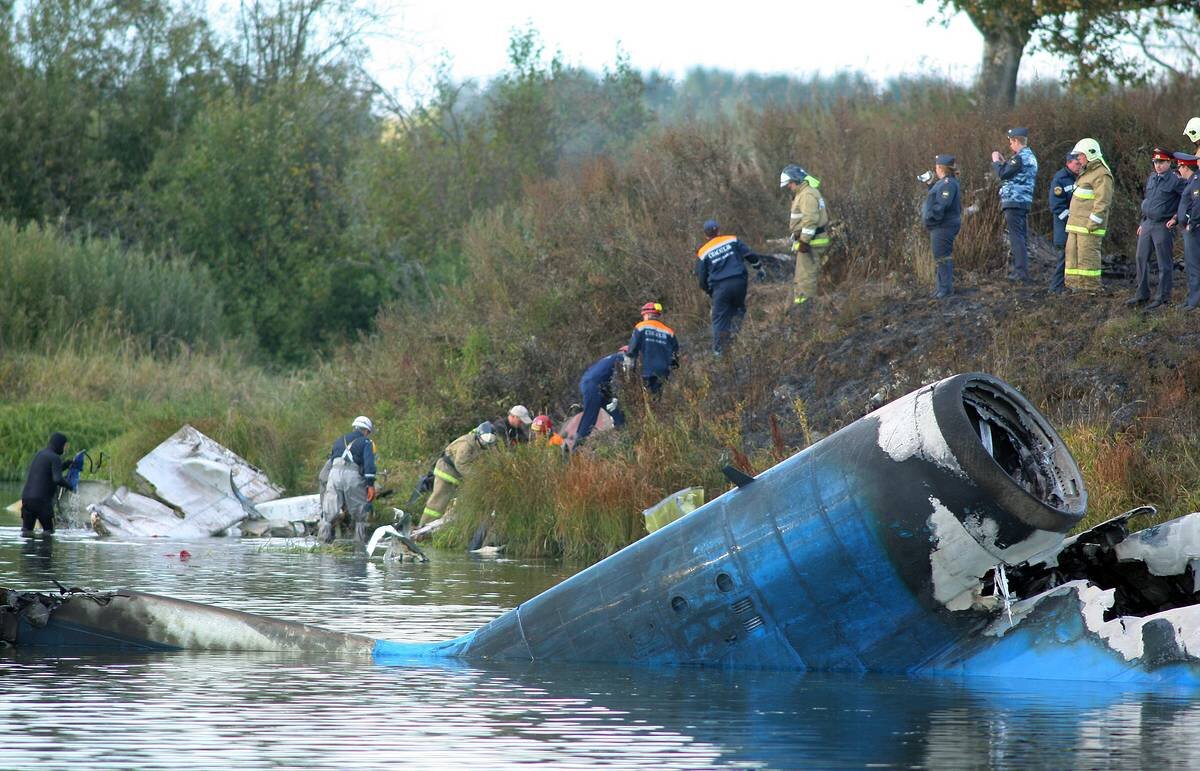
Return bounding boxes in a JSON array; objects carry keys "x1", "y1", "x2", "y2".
[{"x1": 725, "y1": 232, "x2": 1200, "y2": 455}]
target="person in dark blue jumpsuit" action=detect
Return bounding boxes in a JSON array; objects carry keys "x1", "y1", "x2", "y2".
[
  {"x1": 1048, "y1": 152, "x2": 1083, "y2": 293},
  {"x1": 1175, "y1": 153, "x2": 1200, "y2": 310},
  {"x1": 626, "y1": 302, "x2": 679, "y2": 396},
  {"x1": 575, "y1": 347, "x2": 629, "y2": 445},
  {"x1": 1128, "y1": 147, "x2": 1187, "y2": 309},
  {"x1": 20, "y1": 432, "x2": 70, "y2": 536},
  {"x1": 694, "y1": 219, "x2": 766, "y2": 353},
  {"x1": 991, "y1": 127, "x2": 1038, "y2": 282},
  {"x1": 921, "y1": 154, "x2": 961, "y2": 299}
]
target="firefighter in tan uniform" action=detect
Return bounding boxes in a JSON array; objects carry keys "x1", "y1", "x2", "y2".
[
  {"x1": 1064, "y1": 138, "x2": 1114, "y2": 293},
  {"x1": 420, "y1": 421, "x2": 498, "y2": 525},
  {"x1": 781, "y1": 163, "x2": 830, "y2": 307}
]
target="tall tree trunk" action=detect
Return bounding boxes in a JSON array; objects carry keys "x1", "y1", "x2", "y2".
[{"x1": 977, "y1": 23, "x2": 1030, "y2": 109}]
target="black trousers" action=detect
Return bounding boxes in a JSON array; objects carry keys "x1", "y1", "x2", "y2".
[
  {"x1": 710, "y1": 275, "x2": 748, "y2": 353},
  {"x1": 21, "y1": 498, "x2": 55, "y2": 533}
]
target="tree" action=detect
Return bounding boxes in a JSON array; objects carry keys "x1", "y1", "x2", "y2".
[{"x1": 920, "y1": 0, "x2": 1194, "y2": 108}]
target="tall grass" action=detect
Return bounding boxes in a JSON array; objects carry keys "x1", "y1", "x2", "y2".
[{"x1": 0, "y1": 220, "x2": 224, "y2": 351}]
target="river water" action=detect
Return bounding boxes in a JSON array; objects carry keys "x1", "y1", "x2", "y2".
[{"x1": 4, "y1": 487, "x2": 1200, "y2": 769}]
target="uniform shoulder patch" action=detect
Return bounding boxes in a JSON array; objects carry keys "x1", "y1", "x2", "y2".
[
  {"x1": 941, "y1": 191, "x2": 950, "y2": 197},
  {"x1": 1053, "y1": 186, "x2": 1063, "y2": 195}
]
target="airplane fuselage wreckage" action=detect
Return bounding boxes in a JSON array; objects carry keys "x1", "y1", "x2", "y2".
[{"x1": 7, "y1": 374, "x2": 1200, "y2": 685}]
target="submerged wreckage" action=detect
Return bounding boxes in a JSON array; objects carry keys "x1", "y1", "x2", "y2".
[{"x1": 7, "y1": 373, "x2": 1200, "y2": 685}]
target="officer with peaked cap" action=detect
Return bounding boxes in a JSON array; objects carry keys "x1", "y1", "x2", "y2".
[
  {"x1": 921, "y1": 154, "x2": 961, "y2": 299},
  {"x1": 991, "y1": 127, "x2": 1039, "y2": 283},
  {"x1": 1128, "y1": 147, "x2": 1187, "y2": 309},
  {"x1": 1174, "y1": 152, "x2": 1200, "y2": 309}
]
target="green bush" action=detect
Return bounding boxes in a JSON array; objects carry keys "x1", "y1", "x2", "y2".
[{"x1": 0, "y1": 220, "x2": 223, "y2": 351}]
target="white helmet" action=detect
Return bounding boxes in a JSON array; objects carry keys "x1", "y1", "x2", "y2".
[
  {"x1": 475, "y1": 421, "x2": 497, "y2": 446},
  {"x1": 352, "y1": 415, "x2": 374, "y2": 433},
  {"x1": 1185, "y1": 117, "x2": 1200, "y2": 143},
  {"x1": 779, "y1": 163, "x2": 806, "y2": 188},
  {"x1": 1070, "y1": 138, "x2": 1103, "y2": 162}
]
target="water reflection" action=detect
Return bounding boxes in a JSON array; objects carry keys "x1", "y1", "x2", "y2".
[{"x1": 4, "y1": 527, "x2": 1200, "y2": 768}]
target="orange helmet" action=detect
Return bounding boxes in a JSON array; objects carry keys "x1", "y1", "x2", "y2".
[
  {"x1": 640, "y1": 302, "x2": 663, "y2": 316},
  {"x1": 531, "y1": 415, "x2": 553, "y2": 434}
]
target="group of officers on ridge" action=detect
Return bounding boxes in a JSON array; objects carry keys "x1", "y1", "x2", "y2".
[
  {"x1": 920, "y1": 117, "x2": 1200, "y2": 303},
  {"x1": 314, "y1": 115, "x2": 1200, "y2": 544}
]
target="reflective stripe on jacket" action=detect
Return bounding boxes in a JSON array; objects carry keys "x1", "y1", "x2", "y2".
[
  {"x1": 789, "y1": 177, "x2": 830, "y2": 245},
  {"x1": 1066, "y1": 160, "x2": 1114, "y2": 237}
]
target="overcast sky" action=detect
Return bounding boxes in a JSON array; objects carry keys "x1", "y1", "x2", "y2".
[{"x1": 364, "y1": 0, "x2": 1062, "y2": 102}]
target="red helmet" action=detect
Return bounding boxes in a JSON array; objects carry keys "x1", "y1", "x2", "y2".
[
  {"x1": 531, "y1": 415, "x2": 553, "y2": 434},
  {"x1": 640, "y1": 302, "x2": 663, "y2": 316}
]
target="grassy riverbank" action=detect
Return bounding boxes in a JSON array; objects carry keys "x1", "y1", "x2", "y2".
[{"x1": 6, "y1": 79, "x2": 1200, "y2": 560}]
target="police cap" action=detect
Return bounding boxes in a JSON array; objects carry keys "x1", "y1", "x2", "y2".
[
  {"x1": 934, "y1": 154, "x2": 955, "y2": 167},
  {"x1": 1006, "y1": 127, "x2": 1029, "y2": 139},
  {"x1": 1151, "y1": 147, "x2": 1172, "y2": 162},
  {"x1": 1174, "y1": 151, "x2": 1199, "y2": 167}
]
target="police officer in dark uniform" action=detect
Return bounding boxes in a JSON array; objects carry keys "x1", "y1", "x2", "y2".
[
  {"x1": 921, "y1": 154, "x2": 961, "y2": 299},
  {"x1": 1175, "y1": 152, "x2": 1200, "y2": 310},
  {"x1": 694, "y1": 219, "x2": 767, "y2": 353},
  {"x1": 1048, "y1": 151, "x2": 1083, "y2": 293},
  {"x1": 20, "y1": 432, "x2": 71, "y2": 536},
  {"x1": 1128, "y1": 147, "x2": 1187, "y2": 309}
]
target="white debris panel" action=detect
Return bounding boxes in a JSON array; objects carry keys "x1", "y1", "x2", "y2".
[{"x1": 135, "y1": 425, "x2": 282, "y2": 521}]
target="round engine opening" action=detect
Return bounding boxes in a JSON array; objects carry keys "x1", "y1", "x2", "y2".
[{"x1": 960, "y1": 379, "x2": 1085, "y2": 517}]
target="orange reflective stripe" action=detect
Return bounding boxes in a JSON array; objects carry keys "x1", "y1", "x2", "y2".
[
  {"x1": 635, "y1": 319, "x2": 676, "y2": 335},
  {"x1": 696, "y1": 235, "x2": 738, "y2": 258}
]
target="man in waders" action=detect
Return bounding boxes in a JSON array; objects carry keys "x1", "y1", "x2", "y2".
[{"x1": 319, "y1": 415, "x2": 377, "y2": 544}]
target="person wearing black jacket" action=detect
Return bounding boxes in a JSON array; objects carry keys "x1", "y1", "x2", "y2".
[
  {"x1": 921, "y1": 155, "x2": 962, "y2": 299},
  {"x1": 694, "y1": 219, "x2": 766, "y2": 353},
  {"x1": 20, "y1": 432, "x2": 70, "y2": 536}
]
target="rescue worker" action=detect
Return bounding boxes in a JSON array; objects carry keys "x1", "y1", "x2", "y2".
[
  {"x1": 1048, "y1": 151, "x2": 1084, "y2": 294},
  {"x1": 695, "y1": 219, "x2": 767, "y2": 353},
  {"x1": 921, "y1": 154, "x2": 961, "y2": 299},
  {"x1": 990, "y1": 127, "x2": 1039, "y2": 283},
  {"x1": 19, "y1": 432, "x2": 70, "y2": 536},
  {"x1": 780, "y1": 163, "x2": 830, "y2": 308},
  {"x1": 493, "y1": 405, "x2": 533, "y2": 446},
  {"x1": 421, "y1": 421, "x2": 498, "y2": 525},
  {"x1": 626, "y1": 302, "x2": 679, "y2": 396},
  {"x1": 531, "y1": 415, "x2": 564, "y2": 447},
  {"x1": 1064, "y1": 138, "x2": 1114, "y2": 294},
  {"x1": 576, "y1": 346, "x2": 629, "y2": 445},
  {"x1": 1175, "y1": 153, "x2": 1200, "y2": 310},
  {"x1": 1127, "y1": 147, "x2": 1187, "y2": 309},
  {"x1": 1186, "y1": 118, "x2": 1200, "y2": 153},
  {"x1": 319, "y1": 415, "x2": 377, "y2": 544}
]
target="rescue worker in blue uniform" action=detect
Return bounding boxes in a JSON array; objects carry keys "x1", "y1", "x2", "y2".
[
  {"x1": 1128, "y1": 147, "x2": 1187, "y2": 309},
  {"x1": 991, "y1": 127, "x2": 1039, "y2": 282},
  {"x1": 576, "y1": 346, "x2": 629, "y2": 446},
  {"x1": 921, "y1": 154, "x2": 961, "y2": 299},
  {"x1": 694, "y1": 219, "x2": 767, "y2": 353},
  {"x1": 1175, "y1": 153, "x2": 1200, "y2": 310},
  {"x1": 318, "y1": 415, "x2": 377, "y2": 544},
  {"x1": 1048, "y1": 151, "x2": 1084, "y2": 293},
  {"x1": 20, "y1": 431, "x2": 71, "y2": 536},
  {"x1": 626, "y1": 302, "x2": 679, "y2": 396}
]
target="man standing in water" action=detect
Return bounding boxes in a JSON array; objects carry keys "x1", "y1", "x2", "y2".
[
  {"x1": 319, "y1": 416, "x2": 377, "y2": 544},
  {"x1": 20, "y1": 431, "x2": 71, "y2": 536}
]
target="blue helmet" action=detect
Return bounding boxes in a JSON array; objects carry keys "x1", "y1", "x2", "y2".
[{"x1": 779, "y1": 164, "x2": 807, "y2": 187}]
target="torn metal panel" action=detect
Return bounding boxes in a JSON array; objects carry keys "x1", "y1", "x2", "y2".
[
  {"x1": 238, "y1": 494, "x2": 321, "y2": 538},
  {"x1": 135, "y1": 424, "x2": 282, "y2": 524},
  {"x1": 87, "y1": 486, "x2": 191, "y2": 538}
]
